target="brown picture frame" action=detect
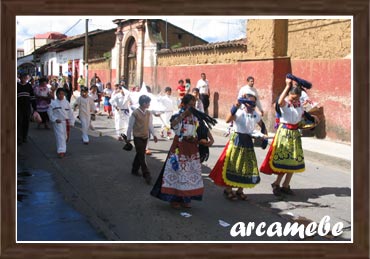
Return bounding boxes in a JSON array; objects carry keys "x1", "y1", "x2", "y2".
[{"x1": 3, "y1": 0, "x2": 369, "y2": 258}]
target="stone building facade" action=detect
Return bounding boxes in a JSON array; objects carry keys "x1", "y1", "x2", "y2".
[{"x1": 111, "y1": 19, "x2": 208, "y2": 89}]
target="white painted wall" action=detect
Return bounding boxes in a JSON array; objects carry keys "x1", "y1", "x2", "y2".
[{"x1": 38, "y1": 47, "x2": 84, "y2": 77}]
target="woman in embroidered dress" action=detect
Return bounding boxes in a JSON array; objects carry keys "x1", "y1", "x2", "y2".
[
  {"x1": 151, "y1": 94, "x2": 215, "y2": 209},
  {"x1": 260, "y1": 77, "x2": 319, "y2": 196},
  {"x1": 34, "y1": 77, "x2": 52, "y2": 129},
  {"x1": 209, "y1": 91, "x2": 267, "y2": 200}
]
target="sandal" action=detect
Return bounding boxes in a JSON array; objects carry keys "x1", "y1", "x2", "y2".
[
  {"x1": 223, "y1": 189, "x2": 237, "y2": 201},
  {"x1": 170, "y1": 202, "x2": 181, "y2": 209},
  {"x1": 271, "y1": 183, "x2": 282, "y2": 196},
  {"x1": 281, "y1": 186, "x2": 294, "y2": 195},
  {"x1": 181, "y1": 202, "x2": 192, "y2": 208},
  {"x1": 236, "y1": 191, "x2": 247, "y2": 200}
]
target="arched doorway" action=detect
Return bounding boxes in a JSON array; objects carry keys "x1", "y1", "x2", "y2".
[{"x1": 125, "y1": 37, "x2": 137, "y2": 89}]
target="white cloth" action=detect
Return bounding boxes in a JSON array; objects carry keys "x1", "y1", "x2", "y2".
[
  {"x1": 96, "y1": 82, "x2": 104, "y2": 93},
  {"x1": 157, "y1": 94, "x2": 177, "y2": 127},
  {"x1": 74, "y1": 96, "x2": 95, "y2": 143},
  {"x1": 89, "y1": 91, "x2": 100, "y2": 111},
  {"x1": 103, "y1": 88, "x2": 113, "y2": 99},
  {"x1": 109, "y1": 89, "x2": 132, "y2": 136},
  {"x1": 279, "y1": 97, "x2": 304, "y2": 124},
  {"x1": 238, "y1": 85, "x2": 264, "y2": 113},
  {"x1": 234, "y1": 107, "x2": 261, "y2": 134},
  {"x1": 196, "y1": 79, "x2": 209, "y2": 95},
  {"x1": 47, "y1": 99, "x2": 75, "y2": 153}
]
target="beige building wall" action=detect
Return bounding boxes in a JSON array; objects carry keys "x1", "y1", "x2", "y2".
[
  {"x1": 287, "y1": 19, "x2": 351, "y2": 59},
  {"x1": 158, "y1": 45, "x2": 249, "y2": 66}
]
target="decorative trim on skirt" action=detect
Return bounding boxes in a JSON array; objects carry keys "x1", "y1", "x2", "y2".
[
  {"x1": 260, "y1": 124, "x2": 305, "y2": 174},
  {"x1": 209, "y1": 132, "x2": 260, "y2": 188},
  {"x1": 150, "y1": 136, "x2": 204, "y2": 203}
]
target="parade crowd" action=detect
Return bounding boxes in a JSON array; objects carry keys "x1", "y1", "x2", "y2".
[{"x1": 17, "y1": 71, "x2": 319, "y2": 209}]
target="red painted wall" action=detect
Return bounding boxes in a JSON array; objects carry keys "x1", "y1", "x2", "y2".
[
  {"x1": 143, "y1": 58, "x2": 351, "y2": 142},
  {"x1": 145, "y1": 61, "x2": 276, "y2": 119},
  {"x1": 291, "y1": 59, "x2": 351, "y2": 141},
  {"x1": 87, "y1": 69, "x2": 114, "y2": 87}
]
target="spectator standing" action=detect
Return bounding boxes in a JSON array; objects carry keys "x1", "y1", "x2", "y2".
[
  {"x1": 17, "y1": 73, "x2": 37, "y2": 145},
  {"x1": 176, "y1": 79, "x2": 186, "y2": 104},
  {"x1": 191, "y1": 88, "x2": 204, "y2": 113},
  {"x1": 238, "y1": 76, "x2": 264, "y2": 116},
  {"x1": 196, "y1": 72, "x2": 210, "y2": 115},
  {"x1": 63, "y1": 77, "x2": 73, "y2": 102},
  {"x1": 185, "y1": 78, "x2": 191, "y2": 94},
  {"x1": 77, "y1": 75, "x2": 86, "y2": 89},
  {"x1": 103, "y1": 82, "x2": 113, "y2": 118}
]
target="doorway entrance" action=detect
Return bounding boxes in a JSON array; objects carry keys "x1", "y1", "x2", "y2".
[{"x1": 125, "y1": 37, "x2": 137, "y2": 89}]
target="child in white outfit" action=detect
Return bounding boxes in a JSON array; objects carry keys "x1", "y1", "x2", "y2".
[
  {"x1": 73, "y1": 86, "x2": 96, "y2": 144},
  {"x1": 109, "y1": 86, "x2": 132, "y2": 141},
  {"x1": 47, "y1": 88, "x2": 75, "y2": 158},
  {"x1": 157, "y1": 87, "x2": 177, "y2": 139}
]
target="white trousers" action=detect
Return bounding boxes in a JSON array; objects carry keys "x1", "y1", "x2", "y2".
[
  {"x1": 113, "y1": 109, "x2": 129, "y2": 136},
  {"x1": 53, "y1": 121, "x2": 67, "y2": 153},
  {"x1": 79, "y1": 114, "x2": 90, "y2": 143}
]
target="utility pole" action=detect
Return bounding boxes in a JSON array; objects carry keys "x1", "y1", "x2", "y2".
[
  {"x1": 85, "y1": 19, "x2": 89, "y2": 88},
  {"x1": 33, "y1": 37, "x2": 37, "y2": 76}
]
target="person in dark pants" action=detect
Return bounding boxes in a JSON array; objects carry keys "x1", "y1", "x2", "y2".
[
  {"x1": 63, "y1": 77, "x2": 73, "y2": 102},
  {"x1": 17, "y1": 73, "x2": 37, "y2": 145},
  {"x1": 196, "y1": 72, "x2": 210, "y2": 115},
  {"x1": 126, "y1": 95, "x2": 158, "y2": 184}
]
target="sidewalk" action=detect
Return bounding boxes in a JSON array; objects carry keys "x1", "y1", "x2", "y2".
[{"x1": 211, "y1": 118, "x2": 352, "y2": 163}]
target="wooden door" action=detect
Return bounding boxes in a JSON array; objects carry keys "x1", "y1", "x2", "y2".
[
  {"x1": 126, "y1": 37, "x2": 137, "y2": 89},
  {"x1": 128, "y1": 56, "x2": 136, "y2": 88}
]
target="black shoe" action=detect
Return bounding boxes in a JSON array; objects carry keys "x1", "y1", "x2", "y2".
[
  {"x1": 144, "y1": 175, "x2": 152, "y2": 185},
  {"x1": 271, "y1": 183, "x2": 282, "y2": 196},
  {"x1": 131, "y1": 171, "x2": 141, "y2": 177},
  {"x1": 281, "y1": 186, "x2": 294, "y2": 195}
]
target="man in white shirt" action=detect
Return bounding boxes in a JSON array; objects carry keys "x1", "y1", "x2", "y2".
[
  {"x1": 196, "y1": 72, "x2": 210, "y2": 115},
  {"x1": 238, "y1": 76, "x2": 264, "y2": 116}
]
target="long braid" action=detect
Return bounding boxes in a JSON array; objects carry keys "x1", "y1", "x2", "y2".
[{"x1": 189, "y1": 107, "x2": 217, "y2": 129}]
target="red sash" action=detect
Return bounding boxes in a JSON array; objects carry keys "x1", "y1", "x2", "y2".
[
  {"x1": 66, "y1": 119, "x2": 70, "y2": 142},
  {"x1": 282, "y1": 123, "x2": 299, "y2": 130}
]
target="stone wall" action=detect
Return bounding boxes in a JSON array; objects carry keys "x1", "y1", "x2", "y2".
[
  {"x1": 287, "y1": 19, "x2": 351, "y2": 59},
  {"x1": 157, "y1": 46, "x2": 249, "y2": 66}
]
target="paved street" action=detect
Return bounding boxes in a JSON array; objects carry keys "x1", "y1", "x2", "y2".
[{"x1": 17, "y1": 111, "x2": 351, "y2": 242}]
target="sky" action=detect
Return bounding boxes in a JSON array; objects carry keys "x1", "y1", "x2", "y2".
[{"x1": 16, "y1": 16, "x2": 247, "y2": 49}]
